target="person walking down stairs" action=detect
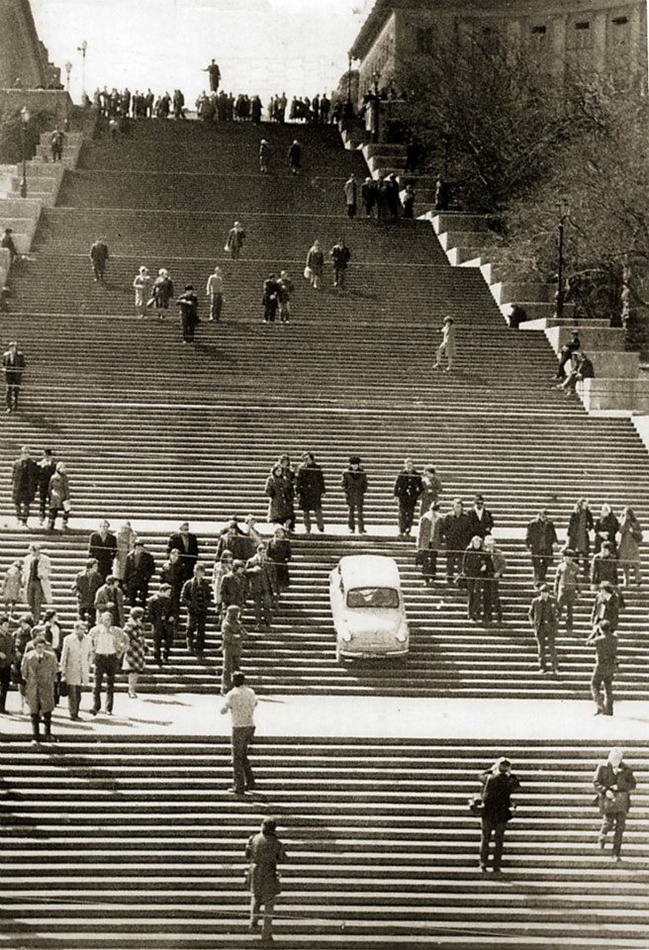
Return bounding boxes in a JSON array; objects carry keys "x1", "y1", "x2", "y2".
[
  {"x1": 89, "y1": 238, "x2": 109, "y2": 283},
  {"x1": 3, "y1": 341, "x2": 26, "y2": 415},
  {"x1": 21, "y1": 633, "x2": 59, "y2": 743},
  {"x1": 150, "y1": 269, "x2": 175, "y2": 316},
  {"x1": 528, "y1": 584, "x2": 559, "y2": 675},
  {"x1": 305, "y1": 240, "x2": 324, "y2": 290},
  {"x1": 46, "y1": 462, "x2": 71, "y2": 532},
  {"x1": 245, "y1": 817, "x2": 286, "y2": 944},
  {"x1": 288, "y1": 138, "x2": 301, "y2": 174},
  {"x1": 587, "y1": 620, "x2": 618, "y2": 716},
  {"x1": 206, "y1": 265, "x2": 224, "y2": 322},
  {"x1": 393, "y1": 458, "x2": 423, "y2": 539},
  {"x1": 330, "y1": 238, "x2": 350, "y2": 291},
  {"x1": 593, "y1": 748, "x2": 636, "y2": 861},
  {"x1": 225, "y1": 221, "x2": 246, "y2": 260},
  {"x1": 176, "y1": 285, "x2": 199, "y2": 343},
  {"x1": 433, "y1": 315, "x2": 456, "y2": 372},
  {"x1": 133, "y1": 266, "x2": 152, "y2": 317},
  {"x1": 342, "y1": 456, "x2": 368, "y2": 535},
  {"x1": 478, "y1": 757, "x2": 521, "y2": 873},
  {"x1": 259, "y1": 138, "x2": 271, "y2": 174}
]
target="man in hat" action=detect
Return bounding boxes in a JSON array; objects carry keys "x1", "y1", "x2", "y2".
[
  {"x1": 296, "y1": 452, "x2": 326, "y2": 534},
  {"x1": 478, "y1": 756, "x2": 521, "y2": 872},
  {"x1": 3, "y1": 341, "x2": 26, "y2": 414},
  {"x1": 21, "y1": 632, "x2": 59, "y2": 742},
  {"x1": 553, "y1": 548, "x2": 581, "y2": 634},
  {"x1": 587, "y1": 620, "x2": 618, "y2": 716},
  {"x1": 528, "y1": 584, "x2": 559, "y2": 674},
  {"x1": 148, "y1": 583, "x2": 175, "y2": 666},
  {"x1": 123, "y1": 540, "x2": 156, "y2": 608},
  {"x1": 341, "y1": 456, "x2": 368, "y2": 535},
  {"x1": 393, "y1": 458, "x2": 423, "y2": 540},
  {"x1": 177, "y1": 285, "x2": 199, "y2": 343}
]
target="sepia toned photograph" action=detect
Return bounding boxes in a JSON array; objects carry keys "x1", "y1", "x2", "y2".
[{"x1": 0, "y1": 1, "x2": 647, "y2": 947}]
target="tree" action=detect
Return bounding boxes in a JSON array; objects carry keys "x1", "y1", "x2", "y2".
[
  {"x1": 503, "y1": 87, "x2": 649, "y2": 343},
  {"x1": 400, "y1": 32, "x2": 600, "y2": 210}
]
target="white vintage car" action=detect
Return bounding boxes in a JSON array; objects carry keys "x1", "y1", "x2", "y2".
[{"x1": 329, "y1": 554, "x2": 409, "y2": 660}]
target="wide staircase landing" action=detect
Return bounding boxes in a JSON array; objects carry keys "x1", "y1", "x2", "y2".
[{"x1": 0, "y1": 737, "x2": 646, "y2": 950}]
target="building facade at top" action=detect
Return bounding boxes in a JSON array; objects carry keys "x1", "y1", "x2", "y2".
[
  {"x1": 350, "y1": 0, "x2": 648, "y2": 98},
  {"x1": 0, "y1": 0, "x2": 60, "y2": 89}
]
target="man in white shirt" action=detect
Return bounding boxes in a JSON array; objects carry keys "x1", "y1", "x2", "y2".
[
  {"x1": 89, "y1": 609, "x2": 125, "y2": 716},
  {"x1": 221, "y1": 672, "x2": 258, "y2": 796}
]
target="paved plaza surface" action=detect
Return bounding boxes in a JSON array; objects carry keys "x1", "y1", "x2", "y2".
[{"x1": 2, "y1": 692, "x2": 648, "y2": 741}]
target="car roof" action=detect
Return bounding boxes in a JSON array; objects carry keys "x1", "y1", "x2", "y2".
[{"x1": 337, "y1": 555, "x2": 401, "y2": 588}]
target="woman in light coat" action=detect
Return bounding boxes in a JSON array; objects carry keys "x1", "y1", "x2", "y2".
[
  {"x1": 305, "y1": 240, "x2": 324, "y2": 289},
  {"x1": 60, "y1": 622, "x2": 92, "y2": 720}
]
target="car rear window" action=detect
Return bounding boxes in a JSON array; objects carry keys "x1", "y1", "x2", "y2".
[{"x1": 347, "y1": 587, "x2": 399, "y2": 608}]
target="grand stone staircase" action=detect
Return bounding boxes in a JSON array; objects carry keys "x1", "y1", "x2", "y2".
[
  {"x1": 1, "y1": 117, "x2": 647, "y2": 947},
  {"x1": 0, "y1": 737, "x2": 646, "y2": 949}
]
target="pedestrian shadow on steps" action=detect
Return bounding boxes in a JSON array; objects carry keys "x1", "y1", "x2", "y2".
[
  {"x1": 0, "y1": 911, "x2": 71, "y2": 949},
  {"x1": 0, "y1": 777, "x2": 46, "y2": 838},
  {"x1": 12, "y1": 411, "x2": 65, "y2": 433}
]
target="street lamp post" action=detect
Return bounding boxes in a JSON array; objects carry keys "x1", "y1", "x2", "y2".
[
  {"x1": 555, "y1": 202, "x2": 570, "y2": 319},
  {"x1": 19, "y1": 106, "x2": 30, "y2": 199},
  {"x1": 65, "y1": 61, "x2": 72, "y2": 130},
  {"x1": 77, "y1": 40, "x2": 88, "y2": 98}
]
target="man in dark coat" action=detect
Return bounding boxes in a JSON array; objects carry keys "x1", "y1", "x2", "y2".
[
  {"x1": 167, "y1": 522, "x2": 200, "y2": 583},
  {"x1": 89, "y1": 238, "x2": 109, "y2": 281},
  {"x1": 567, "y1": 498, "x2": 594, "y2": 575},
  {"x1": 587, "y1": 620, "x2": 618, "y2": 716},
  {"x1": 1, "y1": 227, "x2": 19, "y2": 263},
  {"x1": 295, "y1": 452, "x2": 326, "y2": 533},
  {"x1": 176, "y1": 285, "x2": 199, "y2": 343},
  {"x1": 593, "y1": 748, "x2": 636, "y2": 860},
  {"x1": 288, "y1": 139, "x2": 301, "y2": 174},
  {"x1": 71, "y1": 558, "x2": 102, "y2": 625},
  {"x1": 94, "y1": 575, "x2": 126, "y2": 627},
  {"x1": 479, "y1": 757, "x2": 521, "y2": 873},
  {"x1": 330, "y1": 238, "x2": 351, "y2": 290},
  {"x1": 441, "y1": 499, "x2": 473, "y2": 584},
  {"x1": 203, "y1": 59, "x2": 221, "y2": 93},
  {"x1": 3, "y1": 341, "x2": 26, "y2": 413},
  {"x1": 88, "y1": 520, "x2": 118, "y2": 581},
  {"x1": 124, "y1": 540, "x2": 156, "y2": 608},
  {"x1": 341, "y1": 456, "x2": 367, "y2": 535},
  {"x1": 148, "y1": 583, "x2": 175, "y2": 666},
  {"x1": 11, "y1": 445, "x2": 39, "y2": 526},
  {"x1": 393, "y1": 458, "x2": 423, "y2": 539},
  {"x1": 525, "y1": 509, "x2": 558, "y2": 584},
  {"x1": 590, "y1": 581, "x2": 625, "y2": 633},
  {"x1": 181, "y1": 563, "x2": 212, "y2": 655},
  {"x1": 590, "y1": 541, "x2": 619, "y2": 589},
  {"x1": 37, "y1": 448, "x2": 57, "y2": 526},
  {"x1": 361, "y1": 177, "x2": 377, "y2": 217},
  {"x1": 220, "y1": 560, "x2": 249, "y2": 611},
  {"x1": 467, "y1": 494, "x2": 494, "y2": 540},
  {"x1": 528, "y1": 584, "x2": 559, "y2": 674},
  {"x1": 0, "y1": 614, "x2": 16, "y2": 714}
]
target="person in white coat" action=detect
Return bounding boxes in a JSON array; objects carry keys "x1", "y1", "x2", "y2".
[
  {"x1": 21, "y1": 543, "x2": 52, "y2": 621},
  {"x1": 60, "y1": 622, "x2": 92, "y2": 720}
]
